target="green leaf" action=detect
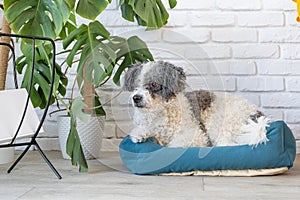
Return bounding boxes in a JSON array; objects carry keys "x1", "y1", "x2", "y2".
[
  {"x1": 66, "y1": 113, "x2": 88, "y2": 172},
  {"x1": 169, "y1": 0, "x2": 177, "y2": 9},
  {"x1": 63, "y1": 24, "x2": 87, "y2": 49},
  {"x1": 120, "y1": 0, "x2": 134, "y2": 22},
  {"x1": 120, "y1": 0, "x2": 174, "y2": 29},
  {"x1": 76, "y1": 0, "x2": 110, "y2": 20},
  {"x1": 94, "y1": 93, "x2": 106, "y2": 116},
  {"x1": 71, "y1": 97, "x2": 91, "y2": 123},
  {"x1": 65, "y1": 0, "x2": 76, "y2": 9},
  {"x1": 4, "y1": 0, "x2": 71, "y2": 40},
  {"x1": 107, "y1": 36, "x2": 154, "y2": 85},
  {"x1": 59, "y1": 12, "x2": 77, "y2": 40},
  {"x1": 63, "y1": 21, "x2": 116, "y2": 86},
  {"x1": 89, "y1": 20, "x2": 110, "y2": 39},
  {"x1": 21, "y1": 66, "x2": 42, "y2": 107},
  {"x1": 16, "y1": 42, "x2": 68, "y2": 109}
]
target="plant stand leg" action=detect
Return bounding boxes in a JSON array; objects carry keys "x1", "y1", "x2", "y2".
[
  {"x1": 34, "y1": 142, "x2": 62, "y2": 179},
  {"x1": 7, "y1": 144, "x2": 32, "y2": 174}
]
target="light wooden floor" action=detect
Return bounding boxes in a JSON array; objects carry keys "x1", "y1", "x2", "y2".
[{"x1": 0, "y1": 151, "x2": 299, "y2": 200}]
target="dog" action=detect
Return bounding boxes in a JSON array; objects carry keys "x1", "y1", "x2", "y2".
[{"x1": 123, "y1": 61, "x2": 270, "y2": 148}]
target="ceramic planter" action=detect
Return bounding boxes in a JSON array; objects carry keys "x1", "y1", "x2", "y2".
[{"x1": 57, "y1": 116, "x2": 104, "y2": 160}]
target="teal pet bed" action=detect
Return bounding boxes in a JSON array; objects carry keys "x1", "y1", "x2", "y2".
[{"x1": 119, "y1": 121, "x2": 296, "y2": 176}]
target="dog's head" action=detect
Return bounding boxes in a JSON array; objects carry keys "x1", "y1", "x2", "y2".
[{"x1": 123, "y1": 61, "x2": 186, "y2": 109}]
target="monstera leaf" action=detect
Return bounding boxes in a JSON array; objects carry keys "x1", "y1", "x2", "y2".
[
  {"x1": 107, "y1": 36, "x2": 154, "y2": 85},
  {"x1": 16, "y1": 42, "x2": 68, "y2": 108},
  {"x1": 67, "y1": 108, "x2": 88, "y2": 172},
  {"x1": 120, "y1": 0, "x2": 177, "y2": 29},
  {"x1": 76, "y1": 0, "x2": 111, "y2": 20},
  {"x1": 63, "y1": 21, "x2": 116, "y2": 86},
  {"x1": 4, "y1": 0, "x2": 70, "y2": 39}
]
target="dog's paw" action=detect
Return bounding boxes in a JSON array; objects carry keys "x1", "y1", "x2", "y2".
[
  {"x1": 129, "y1": 127, "x2": 150, "y2": 143},
  {"x1": 130, "y1": 135, "x2": 147, "y2": 143}
]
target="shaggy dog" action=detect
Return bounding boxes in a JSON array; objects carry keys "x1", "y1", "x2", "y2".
[{"x1": 123, "y1": 61, "x2": 270, "y2": 147}]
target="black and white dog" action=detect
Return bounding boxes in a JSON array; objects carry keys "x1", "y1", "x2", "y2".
[{"x1": 123, "y1": 61, "x2": 270, "y2": 147}]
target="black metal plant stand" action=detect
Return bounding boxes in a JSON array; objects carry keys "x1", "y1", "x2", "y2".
[{"x1": 0, "y1": 32, "x2": 62, "y2": 179}]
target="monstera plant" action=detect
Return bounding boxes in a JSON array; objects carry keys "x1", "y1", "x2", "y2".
[{"x1": 2, "y1": 0, "x2": 177, "y2": 171}]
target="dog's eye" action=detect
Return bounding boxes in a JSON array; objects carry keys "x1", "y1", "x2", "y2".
[
  {"x1": 148, "y1": 82, "x2": 162, "y2": 93},
  {"x1": 151, "y1": 82, "x2": 159, "y2": 88}
]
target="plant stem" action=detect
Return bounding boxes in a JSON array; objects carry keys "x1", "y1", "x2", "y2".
[
  {"x1": 84, "y1": 89, "x2": 123, "y2": 110},
  {"x1": 0, "y1": 16, "x2": 11, "y2": 90}
]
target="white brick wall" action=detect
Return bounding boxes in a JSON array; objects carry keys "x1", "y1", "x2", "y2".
[{"x1": 2, "y1": 0, "x2": 300, "y2": 152}]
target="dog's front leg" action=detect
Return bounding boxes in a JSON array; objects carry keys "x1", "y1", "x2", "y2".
[{"x1": 129, "y1": 126, "x2": 151, "y2": 143}]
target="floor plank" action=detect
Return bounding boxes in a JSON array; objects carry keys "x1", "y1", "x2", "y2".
[{"x1": 0, "y1": 151, "x2": 299, "y2": 200}]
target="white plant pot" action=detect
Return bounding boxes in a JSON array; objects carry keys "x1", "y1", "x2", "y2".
[
  {"x1": 57, "y1": 116, "x2": 104, "y2": 160},
  {"x1": 0, "y1": 147, "x2": 14, "y2": 165}
]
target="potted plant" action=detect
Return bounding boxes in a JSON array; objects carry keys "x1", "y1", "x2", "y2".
[{"x1": 2, "y1": 0, "x2": 177, "y2": 172}]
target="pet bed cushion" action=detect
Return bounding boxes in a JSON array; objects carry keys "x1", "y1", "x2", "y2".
[{"x1": 119, "y1": 121, "x2": 296, "y2": 176}]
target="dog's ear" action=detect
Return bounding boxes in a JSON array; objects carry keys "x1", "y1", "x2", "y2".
[
  {"x1": 123, "y1": 62, "x2": 143, "y2": 91},
  {"x1": 161, "y1": 62, "x2": 186, "y2": 100}
]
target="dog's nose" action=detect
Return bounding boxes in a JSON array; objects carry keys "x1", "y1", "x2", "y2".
[{"x1": 133, "y1": 94, "x2": 142, "y2": 103}]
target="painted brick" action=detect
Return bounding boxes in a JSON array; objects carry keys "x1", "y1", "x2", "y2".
[
  {"x1": 4, "y1": 72, "x2": 18, "y2": 90},
  {"x1": 286, "y1": 78, "x2": 300, "y2": 92},
  {"x1": 235, "y1": 92, "x2": 261, "y2": 106},
  {"x1": 166, "y1": 60, "x2": 209, "y2": 75},
  {"x1": 148, "y1": 43, "x2": 186, "y2": 60},
  {"x1": 187, "y1": 76, "x2": 236, "y2": 91},
  {"x1": 101, "y1": 138, "x2": 122, "y2": 151},
  {"x1": 232, "y1": 45, "x2": 279, "y2": 59},
  {"x1": 216, "y1": 0, "x2": 261, "y2": 11},
  {"x1": 111, "y1": 91, "x2": 132, "y2": 106},
  {"x1": 210, "y1": 60, "x2": 256, "y2": 75},
  {"x1": 103, "y1": 121, "x2": 116, "y2": 138},
  {"x1": 286, "y1": 12, "x2": 300, "y2": 27},
  {"x1": 185, "y1": 45, "x2": 232, "y2": 59},
  {"x1": 191, "y1": 12, "x2": 235, "y2": 27},
  {"x1": 105, "y1": 106, "x2": 133, "y2": 121},
  {"x1": 116, "y1": 121, "x2": 134, "y2": 138},
  {"x1": 113, "y1": 28, "x2": 162, "y2": 43},
  {"x1": 42, "y1": 123, "x2": 59, "y2": 137},
  {"x1": 257, "y1": 60, "x2": 300, "y2": 75},
  {"x1": 175, "y1": 0, "x2": 215, "y2": 10},
  {"x1": 261, "y1": 93, "x2": 300, "y2": 108},
  {"x1": 15, "y1": 138, "x2": 34, "y2": 151},
  {"x1": 287, "y1": 124, "x2": 300, "y2": 140},
  {"x1": 262, "y1": 0, "x2": 296, "y2": 11},
  {"x1": 261, "y1": 109, "x2": 284, "y2": 121},
  {"x1": 165, "y1": 11, "x2": 187, "y2": 27},
  {"x1": 282, "y1": 45, "x2": 300, "y2": 59},
  {"x1": 162, "y1": 28, "x2": 210, "y2": 43},
  {"x1": 238, "y1": 12, "x2": 284, "y2": 27},
  {"x1": 260, "y1": 28, "x2": 300, "y2": 43},
  {"x1": 114, "y1": 27, "x2": 162, "y2": 43},
  {"x1": 106, "y1": 0, "x2": 118, "y2": 10},
  {"x1": 36, "y1": 138, "x2": 60, "y2": 151},
  {"x1": 95, "y1": 89, "x2": 120, "y2": 107},
  {"x1": 212, "y1": 29, "x2": 257, "y2": 43},
  {"x1": 237, "y1": 77, "x2": 284, "y2": 92},
  {"x1": 96, "y1": 10, "x2": 137, "y2": 27},
  {"x1": 285, "y1": 110, "x2": 300, "y2": 123},
  {"x1": 0, "y1": 12, "x2": 3, "y2": 27}
]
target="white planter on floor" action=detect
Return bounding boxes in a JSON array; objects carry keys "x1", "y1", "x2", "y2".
[
  {"x1": 0, "y1": 147, "x2": 14, "y2": 164},
  {"x1": 57, "y1": 116, "x2": 104, "y2": 160}
]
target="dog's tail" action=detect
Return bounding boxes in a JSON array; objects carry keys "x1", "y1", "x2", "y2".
[{"x1": 237, "y1": 116, "x2": 271, "y2": 147}]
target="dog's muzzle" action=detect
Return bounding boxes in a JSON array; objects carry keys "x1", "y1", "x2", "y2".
[{"x1": 132, "y1": 94, "x2": 145, "y2": 108}]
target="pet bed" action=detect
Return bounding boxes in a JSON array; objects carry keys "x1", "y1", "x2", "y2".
[{"x1": 119, "y1": 121, "x2": 296, "y2": 176}]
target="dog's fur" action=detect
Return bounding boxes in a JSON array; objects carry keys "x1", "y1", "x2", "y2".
[{"x1": 123, "y1": 61, "x2": 270, "y2": 148}]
